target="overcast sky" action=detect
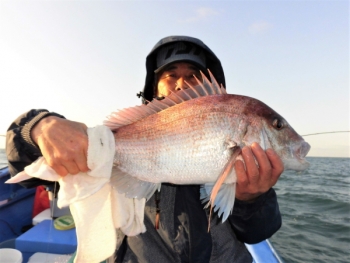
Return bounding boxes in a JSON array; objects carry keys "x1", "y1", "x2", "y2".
[{"x1": 0, "y1": 0, "x2": 349, "y2": 157}]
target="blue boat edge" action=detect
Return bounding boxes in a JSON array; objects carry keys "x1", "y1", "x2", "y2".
[{"x1": 245, "y1": 239, "x2": 284, "y2": 263}]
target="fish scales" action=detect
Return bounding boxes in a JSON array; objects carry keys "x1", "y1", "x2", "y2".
[{"x1": 113, "y1": 95, "x2": 262, "y2": 184}]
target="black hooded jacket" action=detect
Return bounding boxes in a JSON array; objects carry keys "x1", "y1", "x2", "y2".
[{"x1": 141, "y1": 36, "x2": 225, "y2": 103}]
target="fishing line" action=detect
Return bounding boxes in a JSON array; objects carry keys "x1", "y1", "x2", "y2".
[{"x1": 302, "y1": 131, "x2": 350, "y2": 136}]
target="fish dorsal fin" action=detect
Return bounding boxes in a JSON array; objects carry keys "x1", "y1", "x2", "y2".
[{"x1": 104, "y1": 70, "x2": 227, "y2": 130}]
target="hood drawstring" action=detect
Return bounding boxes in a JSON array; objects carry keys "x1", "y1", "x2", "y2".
[{"x1": 155, "y1": 190, "x2": 160, "y2": 229}]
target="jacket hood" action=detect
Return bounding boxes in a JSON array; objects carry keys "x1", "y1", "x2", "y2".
[{"x1": 140, "y1": 36, "x2": 226, "y2": 103}]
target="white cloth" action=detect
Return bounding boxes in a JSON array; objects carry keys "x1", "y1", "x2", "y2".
[{"x1": 6, "y1": 125, "x2": 146, "y2": 263}]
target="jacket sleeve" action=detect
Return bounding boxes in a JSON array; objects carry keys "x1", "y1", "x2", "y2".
[
  {"x1": 6, "y1": 109, "x2": 65, "y2": 188},
  {"x1": 229, "y1": 188, "x2": 282, "y2": 244}
]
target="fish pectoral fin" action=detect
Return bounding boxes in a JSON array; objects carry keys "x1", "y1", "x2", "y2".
[
  {"x1": 110, "y1": 167, "x2": 160, "y2": 201},
  {"x1": 202, "y1": 146, "x2": 241, "y2": 225}
]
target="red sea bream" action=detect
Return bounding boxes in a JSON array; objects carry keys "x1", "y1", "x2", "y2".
[{"x1": 105, "y1": 72, "x2": 311, "y2": 221}]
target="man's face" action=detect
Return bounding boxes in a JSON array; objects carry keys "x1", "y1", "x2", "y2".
[{"x1": 156, "y1": 62, "x2": 202, "y2": 98}]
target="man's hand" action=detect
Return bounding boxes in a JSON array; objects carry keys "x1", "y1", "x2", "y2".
[
  {"x1": 234, "y1": 142, "x2": 284, "y2": 201},
  {"x1": 31, "y1": 116, "x2": 89, "y2": 176}
]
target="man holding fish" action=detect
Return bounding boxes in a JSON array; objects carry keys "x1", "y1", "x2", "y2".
[{"x1": 7, "y1": 36, "x2": 286, "y2": 262}]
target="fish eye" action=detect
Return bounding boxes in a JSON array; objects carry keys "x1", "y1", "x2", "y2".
[{"x1": 273, "y1": 118, "x2": 284, "y2": 130}]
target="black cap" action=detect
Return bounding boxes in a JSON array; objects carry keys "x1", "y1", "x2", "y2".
[{"x1": 154, "y1": 41, "x2": 206, "y2": 74}]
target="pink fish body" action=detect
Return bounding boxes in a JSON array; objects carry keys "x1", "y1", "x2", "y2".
[{"x1": 105, "y1": 73, "x2": 310, "y2": 221}]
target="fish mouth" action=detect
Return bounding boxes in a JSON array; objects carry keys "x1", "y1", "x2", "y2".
[
  {"x1": 295, "y1": 141, "x2": 311, "y2": 165},
  {"x1": 283, "y1": 141, "x2": 311, "y2": 171}
]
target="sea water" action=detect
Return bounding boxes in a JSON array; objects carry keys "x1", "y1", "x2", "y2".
[
  {"x1": 0, "y1": 149, "x2": 349, "y2": 262},
  {"x1": 270, "y1": 157, "x2": 350, "y2": 263}
]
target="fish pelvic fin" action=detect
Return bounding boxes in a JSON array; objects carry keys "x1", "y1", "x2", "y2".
[
  {"x1": 104, "y1": 71, "x2": 226, "y2": 131},
  {"x1": 201, "y1": 146, "x2": 241, "y2": 230},
  {"x1": 200, "y1": 183, "x2": 237, "y2": 226},
  {"x1": 110, "y1": 167, "x2": 161, "y2": 201}
]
